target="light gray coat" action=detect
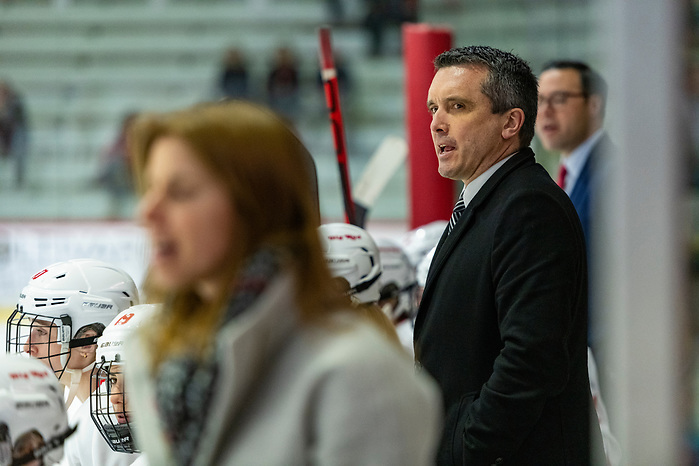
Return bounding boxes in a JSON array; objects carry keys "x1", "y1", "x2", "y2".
[{"x1": 126, "y1": 272, "x2": 442, "y2": 466}]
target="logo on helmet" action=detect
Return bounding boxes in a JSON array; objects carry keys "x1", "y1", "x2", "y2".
[
  {"x1": 114, "y1": 313, "x2": 134, "y2": 326},
  {"x1": 99, "y1": 341, "x2": 123, "y2": 348},
  {"x1": 326, "y1": 258, "x2": 350, "y2": 264},
  {"x1": 82, "y1": 302, "x2": 114, "y2": 310},
  {"x1": 327, "y1": 234, "x2": 362, "y2": 241},
  {"x1": 9, "y1": 370, "x2": 51, "y2": 380},
  {"x1": 32, "y1": 269, "x2": 49, "y2": 280}
]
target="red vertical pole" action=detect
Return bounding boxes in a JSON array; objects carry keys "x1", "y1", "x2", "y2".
[{"x1": 403, "y1": 23, "x2": 453, "y2": 229}]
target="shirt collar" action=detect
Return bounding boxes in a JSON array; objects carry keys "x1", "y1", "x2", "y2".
[
  {"x1": 461, "y1": 152, "x2": 517, "y2": 208},
  {"x1": 561, "y1": 128, "x2": 604, "y2": 181}
]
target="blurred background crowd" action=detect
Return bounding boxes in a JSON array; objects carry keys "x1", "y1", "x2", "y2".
[{"x1": 0, "y1": 0, "x2": 610, "y2": 221}]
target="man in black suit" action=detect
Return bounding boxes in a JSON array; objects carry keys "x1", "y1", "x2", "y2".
[{"x1": 415, "y1": 45, "x2": 602, "y2": 465}]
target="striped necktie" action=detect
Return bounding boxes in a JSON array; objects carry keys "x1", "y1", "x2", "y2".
[{"x1": 448, "y1": 190, "x2": 466, "y2": 234}]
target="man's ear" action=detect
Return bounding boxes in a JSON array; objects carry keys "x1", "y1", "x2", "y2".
[
  {"x1": 588, "y1": 94, "x2": 603, "y2": 119},
  {"x1": 502, "y1": 108, "x2": 525, "y2": 141}
]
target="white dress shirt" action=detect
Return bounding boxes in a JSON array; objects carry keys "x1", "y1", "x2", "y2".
[{"x1": 559, "y1": 129, "x2": 604, "y2": 194}]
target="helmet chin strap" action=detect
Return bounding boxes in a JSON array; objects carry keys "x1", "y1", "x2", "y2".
[{"x1": 64, "y1": 362, "x2": 95, "y2": 407}]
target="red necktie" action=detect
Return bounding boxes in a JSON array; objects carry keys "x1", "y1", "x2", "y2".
[{"x1": 556, "y1": 164, "x2": 567, "y2": 189}]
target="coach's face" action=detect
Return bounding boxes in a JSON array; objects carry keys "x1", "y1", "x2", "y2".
[{"x1": 427, "y1": 65, "x2": 515, "y2": 185}]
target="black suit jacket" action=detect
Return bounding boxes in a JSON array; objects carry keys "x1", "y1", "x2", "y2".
[{"x1": 414, "y1": 148, "x2": 598, "y2": 465}]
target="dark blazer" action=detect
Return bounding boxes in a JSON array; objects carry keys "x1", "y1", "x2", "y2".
[
  {"x1": 414, "y1": 148, "x2": 598, "y2": 465},
  {"x1": 568, "y1": 133, "x2": 612, "y2": 353},
  {"x1": 568, "y1": 133, "x2": 611, "y2": 246}
]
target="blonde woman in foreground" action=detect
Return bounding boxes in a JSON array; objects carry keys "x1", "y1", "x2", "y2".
[{"x1": 125, "y1": 100, "x2": 442, "y2": 466}]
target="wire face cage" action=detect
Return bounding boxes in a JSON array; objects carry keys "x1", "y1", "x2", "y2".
[
  {"x1": 5, "y1": 307, "x2": 72, "y2": 378},
  {"x1": 90, "y1": 358, "x2": 138, "y2": 454}
]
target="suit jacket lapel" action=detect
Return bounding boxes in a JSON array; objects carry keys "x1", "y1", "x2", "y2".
[
  {"x1": 421, "y1": 148, "x2": 536, "y2": 302},
  {"x1": 568, "y1": 133, "x2": 612, "y2": 208}
]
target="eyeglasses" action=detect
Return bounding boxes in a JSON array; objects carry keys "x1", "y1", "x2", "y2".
[{"x1": 537, "y1": 91, "x2": 586, "y2": 108}]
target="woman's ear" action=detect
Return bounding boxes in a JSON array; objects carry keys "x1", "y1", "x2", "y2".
[
  {"x1": 78, "y1": 344, "x2": 97, "y2": 361},
  {"x1": 502, "y1": 108, "x2": 525, "y2": 141}
]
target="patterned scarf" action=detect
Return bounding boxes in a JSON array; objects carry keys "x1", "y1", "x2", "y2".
[{"x1": 154, "y1": 248, "x2": 282, "y2": 465}]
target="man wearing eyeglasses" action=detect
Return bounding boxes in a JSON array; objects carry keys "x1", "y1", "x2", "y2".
[
  {"x1": 536, "y1": 62, "x2": 610, "y2": 347},
  {"x1": 536, "y1": 61, "x2": 620, "y2": 465},
  {"x1": 535, "y1": 60, "x2": 609, "y2": 245}
]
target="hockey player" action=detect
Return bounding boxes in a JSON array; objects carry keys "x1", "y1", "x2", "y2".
[
  {"x1": 318, "y1": 222, "x2": 402, "y2": 349},
  {"x1": 89, "y1": 304, "x2": 160, "y2": 466},
  {"x1": 375, "y1": 236, "x2": 418, "y2": 356},
  {"x1": 399, "y1": 220, "x2": 448, "y2": 268},
  {"x1": 5, "y1": 258, "x2": 140, "y2": 466},
  {"x1": 0, "y1": 353, "x2": 74, "y2": 466}
]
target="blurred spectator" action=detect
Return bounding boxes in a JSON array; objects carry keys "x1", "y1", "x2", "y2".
[
  {"x1": 326, "y1": 0, "x2": 345, "y2": 24},
  {"x1": 403, "y1": 0, "x2": 418, "y2": 21},
  {"x1": 333, "y1": 50, "x2": 353, "y2": 99},
  {"x1": 317, "y1": 49, "x2": 353, "y2": 113},
  {"x1": 266, "y1": 46, "x2": 301, "y2": 122},
  {"x1": 0, "y1": 80, "x2": 28, "y2": 188},
  {"x1": 363, "y1": 0, "x2": 390, "y2": 57},
  {"x1": 217, "y1": 46, "x2": 250, "y2": 100},
  {"x1": 362, "y1": 0, "x2": 410, "y2": 57},
  {"x1": 95, "y1": 112, "x2": 137, "y2": 219}
]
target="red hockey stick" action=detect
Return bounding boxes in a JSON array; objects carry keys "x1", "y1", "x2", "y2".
[{"x1": 318, "y1": 26, "x2": 357, "y2": 226}]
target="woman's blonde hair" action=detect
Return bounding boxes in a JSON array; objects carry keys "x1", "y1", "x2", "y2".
[{"x1": 129, "y1": 100, "x2": 346, "y2": 366}]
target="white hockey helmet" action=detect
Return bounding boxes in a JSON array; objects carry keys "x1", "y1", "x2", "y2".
[
  {"x1": 375, "y1": 237, "x2": 418, "y2": 322},
  {"x1": 90, "y1": 304, "x2": 160, "y2": 454},
  {"x1": 6, "y1": 259, "x2": 140, "y2": 378},
  {"x1": 400, "y1": 220, "x2": 448, "y2": 267},
  {"x1": 0, "y1": 353, "x2": 74, "y2": 466},
  {"x1": 319, "y1": 223, "x2": 382, "y2": 304}
]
